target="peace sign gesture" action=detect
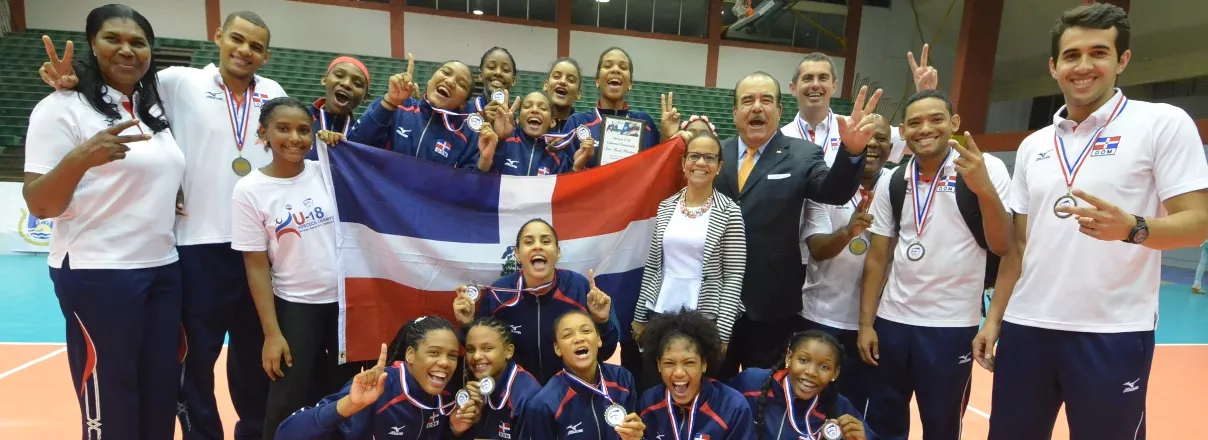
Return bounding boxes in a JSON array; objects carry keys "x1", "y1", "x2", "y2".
[
  {"x1": 837, "y1": 85, "x2": 884, "y2": 155},
  {"x1": 72, "y1": 119, "x2": 151, "y2": 169},
  {"x1": 383, "y1": 53, "x2": 417, "y2": 109},
  {"x1": 39, "y1": 35, "x2": 79, "y2": 90},
  {"x1": 845, "y1": 195, "x2": 874, "y2": 238},
  {"x1": 1054, "y1": 189, "x2": 1138, "y2": 242},
  {"x1": 489, "y1": 96, "x2": 521, "y2": 137},
  {"x1": 908, "y1": 44, "x2": 938, "y2": 92},
  {"x1": 340, "y1": 343, "x2": 389, "y2": 416},
  {"x1": 585, "y1": 269, "x2": 612, "y2": 324},
  {"x1": 950, "y1": 132, "x2": 994, "y2": 196},
  {"x1": 659, "y1": 92, "x2": 681, "y2": 142}
]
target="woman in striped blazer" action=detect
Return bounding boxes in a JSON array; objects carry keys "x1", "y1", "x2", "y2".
[{"x1": 630, "y1": 120, "x2": 746, "y2": 389}]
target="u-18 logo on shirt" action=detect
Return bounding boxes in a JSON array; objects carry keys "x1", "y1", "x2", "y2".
[
  {"x1": 273, "y1": 202, "x2": 331, "y2": 242},
  {"x1": 435, "y1": 140, "x2": 451, "y2": 158},
  {"x1": 1091, "y1": 135, "x2": 1121, "y2": 157}
]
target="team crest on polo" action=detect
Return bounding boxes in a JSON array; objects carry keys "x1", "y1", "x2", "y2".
[
  {"x1": 501, "y1": 246, "x2": 518, "y2": 276},
  {"x1": 18, "y1": 208, "x2": 53, "y2": 247},
  {"x1": 1091, "y1": 135, "x2": 1121, "y2": 157}
]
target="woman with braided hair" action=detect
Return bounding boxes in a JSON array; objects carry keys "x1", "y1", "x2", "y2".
[
  {"x1": 635, "y1": 310, "x2": 753, "y2": 440},
  {"x1": 728, "y1": 330, "x2": 876, "y2": 440},
  {"x1": 461, "y1": 316, "x2": 542, "y2": 439},
  {"x1": 274, "y1": 316, "x2": 483, "y2": 439}
]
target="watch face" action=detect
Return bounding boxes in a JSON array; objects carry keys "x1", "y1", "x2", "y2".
[{"x1": 1134, "y1": 229, "x2": 1149, "y2": 243}]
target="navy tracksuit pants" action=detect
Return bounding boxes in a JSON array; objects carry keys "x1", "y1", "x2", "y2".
[
  {"x1": 865, "y1": 318, "x2": 976, "y2": 440},
  {"x1": 989, "y1": 321, "x2": 1154, "y2": 440},
  {"x1": 51, "y1": 255, "x2": 183, "y2": 440},
  {"x1": 177, "y1": 243, "x2": 269, "y2": 440}
]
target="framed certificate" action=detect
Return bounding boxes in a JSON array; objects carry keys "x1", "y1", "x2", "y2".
[{"x1": 598, "y1": 115, "x2": 646, "y2": 166}]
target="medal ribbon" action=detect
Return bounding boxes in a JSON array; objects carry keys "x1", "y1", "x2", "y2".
[
  {"x1": 427, "y1": 101, "x2": 475, "y2": 132},
  {"x1": 486, "y1": 364, "x2": 519, "y2": 411},
  {"x1": 319, "y1": 108, "x2": 352, "y2": 137},
  {"x1": 398, "y1": 363, "x2": 455, "y2": 415},
  {"x1": 1051, "y1": 96, "x2": 1128, "y2": 191},
  {"x1": 665, "y1": 390, "x2": 699, "y2": 440},
  {"x1": 483, "y1": 275, "x2": 557, "y2": 309},
  {"x1": 541, "y1": 131, "x2": 576, "y2": 151},
  {"x1": 910, "y1": 150, "x2": 952, "y2": 239},
  {"x1": 796, "y1": 110, "x2": 833, "y2": 152},
  {"x1": 782, "y1": 377, "x2": 820, "y2": 439},
  {"x1": 220, "y1": 84, "x2": 254, "y2": 157},
  {"x1": 562, "y1": 365, "x2": 616, "y2": 405}
]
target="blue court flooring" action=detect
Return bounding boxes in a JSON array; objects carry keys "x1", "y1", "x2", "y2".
[{"x1": 2, "y1": 253, "x2": 1206, "y2": 344}]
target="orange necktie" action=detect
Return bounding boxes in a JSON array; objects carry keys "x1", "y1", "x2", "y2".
[{"x1": 737, "y1": 147, "x2": 758, "y2": 191}]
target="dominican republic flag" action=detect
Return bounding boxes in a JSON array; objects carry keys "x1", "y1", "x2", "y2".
[{"x1": 319, "y1": 138, "x2": 687, "y2": 362}]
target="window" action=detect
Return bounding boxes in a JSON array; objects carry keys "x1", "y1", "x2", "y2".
[
  {"x1": 407, "y1": 0, "x2": 557, "y2": 22},
  {"x1": 573, "y1": 0, "x2": 710, "y2": 38},
  {"x1": 721, "y1": 0, "x2": 846, "y2": 50}
]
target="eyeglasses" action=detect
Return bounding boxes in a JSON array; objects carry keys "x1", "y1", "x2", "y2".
[{"x1": 685, "y1": 153, "x2": 720, "y2": 164}]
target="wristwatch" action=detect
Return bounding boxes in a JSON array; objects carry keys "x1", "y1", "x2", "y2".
[{"x1": 1124, "y1": 215, "x2": 1149, "y2": 244}]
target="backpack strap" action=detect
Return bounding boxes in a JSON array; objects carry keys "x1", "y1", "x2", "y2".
[
  {"x1": 953, "y1": 174, "x2": 1001, "y2": 292},
  {"x1": 889, "y1": 161, "x2": 911, "y2": 236}
]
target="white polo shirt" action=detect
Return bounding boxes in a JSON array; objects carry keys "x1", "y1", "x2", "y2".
[
  {"x1": 157, "y1": 64, "x2": 288, "y2": 246},
  {"x1": 868, "y1": 151, "x2": 1011, "y2": 328},
  {"x1": 231, "y1": 161, "x2": 339, "y2": 304},
  {"x1": 24, "y1": 87, "x2": 186, "y2": 270},
  {"x1": 798, "y1": 172, "x2": 890, "y2": 331},
  {"x1": 1007, "y1": 90, "x2": 1208, "y2": 333}
]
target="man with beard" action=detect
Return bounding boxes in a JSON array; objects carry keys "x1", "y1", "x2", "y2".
[
  {"x1": 41, "y1": 11, "x2": 287, "y2": 440},
  {"x1": 714, "y1": 71, "x2": 881, "y2": 381}
]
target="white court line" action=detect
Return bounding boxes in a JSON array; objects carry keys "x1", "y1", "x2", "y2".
[
  {"x1": 967, "y1": 405, "x2": 991, "y2": 420},
  {"x1": 0, "y1": 342, "x2": 66, "y2": 346},
  {"x1": 0, "y1": 347, "x2": 66, "y2": 380}
]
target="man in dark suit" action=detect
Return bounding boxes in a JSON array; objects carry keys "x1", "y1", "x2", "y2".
[{"x1": 716, "y1": 71, "x2": 883, "y2": 379}]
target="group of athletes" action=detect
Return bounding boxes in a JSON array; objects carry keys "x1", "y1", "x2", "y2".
[{"x1": 21, "y1": 1, "x2": 1208, "y2": 440}]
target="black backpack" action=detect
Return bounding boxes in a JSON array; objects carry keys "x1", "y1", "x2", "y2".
[{"x1": 888, "y1": 160, "x2": 1000, "y2": 291}]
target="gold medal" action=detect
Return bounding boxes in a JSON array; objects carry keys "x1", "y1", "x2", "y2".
[
  {"x1": 232, "y1": 157, "x2": 252, "y2": 176},
  {"x1": 848, "y1": 237, "x2": 869, "y2": 255}
]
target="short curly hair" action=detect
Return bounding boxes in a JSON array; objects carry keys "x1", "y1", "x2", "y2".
[{"x1": 639, "y1": 309, "x2": 723, "y2": 378}]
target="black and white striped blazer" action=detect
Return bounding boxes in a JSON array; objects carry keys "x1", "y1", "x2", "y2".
[{"x1": 635, "y1": 187, "x2": 747, "y2": 341}]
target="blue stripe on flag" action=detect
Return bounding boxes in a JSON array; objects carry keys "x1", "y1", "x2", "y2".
[
  {"x1": 327, "y1": 141, "x2": 503, "y2": 244},
  {"x1": 592, "y1": 266, "x2": 645, "y2": 343}
]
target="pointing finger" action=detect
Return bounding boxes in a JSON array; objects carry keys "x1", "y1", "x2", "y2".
[
  {"x1": 588, "y1": 269, "x2": 596, "y2": 290},
  {"x1": 907, "y1": 50, "x2": 919, "y2": 72},
  {"x1": 405, "y1": 53, "x2": 415, "y2": 75},
  {"x1": 963, "y1": 132, "x2": 982, "y2": 153},
  {"x1": 62, "y1": 40, "x2": 74, "y2": 67},
  {"x1": 660, "y1": 93, "x2": 667, "y2": 114},
  {"x1": 668, "y1": 91, "x2": 674, "y2": 109},
  {"x1": 920, "y1": 43, "x2": 930, "y2": 67},
  {"x1": 112, "y1": 134, "x2": 151, "y2": 144},
  {"x1": 1070, "y1": 189, "x2": 1113, "y2": 210},
  {"x1": 949, "y1": 139, "x2": 971, "y2": 158},
  {"x1": 376, "y1": 342, "x2": 388, "y2": 369},
  {"x1": 509, "y1": 96, "x2": 521, "y2": 115},
  {"x1": 863, "y1": 88, "x2": 883, "y2": 114}
]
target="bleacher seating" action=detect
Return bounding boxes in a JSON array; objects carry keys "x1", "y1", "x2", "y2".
[{"x1": 0, "y1": 28, "x2": 856, "y2": 181}]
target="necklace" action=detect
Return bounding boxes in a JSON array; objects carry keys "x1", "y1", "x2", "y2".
[{"x1": 679, "y1": 194, "x2": 713, "y2": 219}]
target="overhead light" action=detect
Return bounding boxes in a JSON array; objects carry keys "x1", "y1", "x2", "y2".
[
  {"x1": 472, "y1": 9, "x2": 484, "y2": 15},
  {"x1": 597, "y1": 0, "x2": 610, "y2": 3}
]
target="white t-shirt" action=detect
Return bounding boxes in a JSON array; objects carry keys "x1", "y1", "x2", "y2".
[
  {"x1": 868, "y1": 151, "x2": 1011, "y2": 327},
  {"x1": 1007, "y1": 90, "x2": 1208, "y2": 333},
  {"x1": 24, "y1": 88, "x2": 185, "y2": 270},
  {"x1": 798, "y1": 174, "x2": 887, "y2": 330},
  {"x1": 231, "y1": 161, "x2": 339, "y2": 304},
  {"x1": 158, "y1": 64, "x2": 288, "y2": 246},
  {"x1": 652, "y1": 207, "x2": 709, "y2": 314}
]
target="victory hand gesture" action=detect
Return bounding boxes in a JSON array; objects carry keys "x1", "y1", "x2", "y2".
[
  {"x1": 72, "y1": 120, "x2": 150, "y2": 169},
  {"x1": 1055, "y1": 190, "x2": 1140, "y2": 242},
  {"x1": 845, "y1": 196, "x2": 874, "y2": 238},
  {"x1": 40, "y1": 35, "x2": 78, "y2": 90},
  {"x1": 909, "y1": 44, "x2": 938, "y2": 92},
  {"x1": 383, "y1": 53, "x2": 417, "y2": 108},
  {"x1": 586, "y1": 269, "x2": 612, "y2": 324},
  {"x1": 490, "y1": 97, "x2": 521, "y2": 137},
  {"x1": 951, "y1": 133, "x2": 994, "y2": 196},
  {"x1": 660, "y1": 92, "x2": 681, "y2": 141},
  {"x1": 838, "y1": 86, "x2": 884, "y2": 155}
]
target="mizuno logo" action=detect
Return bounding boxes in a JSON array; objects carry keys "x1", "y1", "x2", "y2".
[
  {"x1": 566, "y1": 422, "x2": 584, "y2": 435},
  {"x1": 1123, "y1": 379, "x2": 1140, "y2": 393},
  {"x1": 389, "y1": 426, "x2": 406, "y2": 435}
]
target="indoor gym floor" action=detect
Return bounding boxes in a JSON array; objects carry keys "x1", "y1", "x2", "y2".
[{"x1": 1, "y1": 253, "x2": 1205, "y2": 439}]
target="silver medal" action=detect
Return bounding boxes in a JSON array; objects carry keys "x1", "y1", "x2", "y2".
[
  {"x1": 491, "y1": 90, "x2": 507, "y2": 104},
  {"x1": 822, "y1": 419, "x2": 843, "y2": 440},
  {"x1": 906, "y1": 242, "x2": 926, "y2": 261},
  {"x1": 456, "y1": 389, "x2": 471, "y2": 408},
  {"x1": 466, "y1": 114, "x2": 485, "y2": 132},
  {"x1": 575, "y1": 125, "x2": 592, "y2": 141},
  {"x1": 478, "y1": 376, "x2": 494, "y2": 395},
  {"x1": 1054, "y1": 194, "x2": 1077, "y2": 219},
  {"x1": 604, "y1": 403, "x2": 627, "y2": 427},
  {"x1": 464, "y1": 285, "x2": 480, "y2": 302}
]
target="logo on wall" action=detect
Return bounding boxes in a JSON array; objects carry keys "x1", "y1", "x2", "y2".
[{"x1": 18, "y1": 208, "x2": 53, "y2": 247}]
